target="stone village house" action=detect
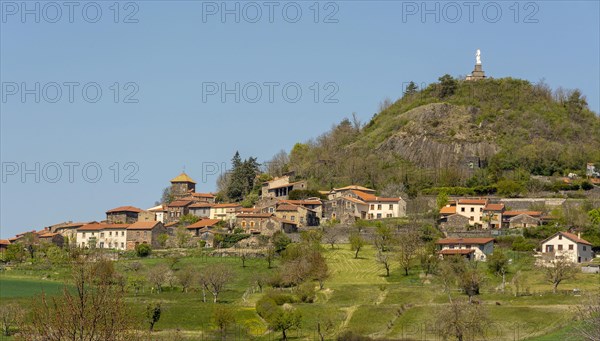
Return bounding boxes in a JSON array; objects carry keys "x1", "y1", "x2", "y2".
[
  {"x1": 126, "y1": 221, "x2": 167, "y2": 250},
  {"x1": 77, "y1": 223, "x2": 129, "y2": 250},
  {"x1": 436, "y1": 237, "x2": 495, "y2": 261},
  {"x1": 106, "y1": 206, "x2": 154, "y2": 224}
]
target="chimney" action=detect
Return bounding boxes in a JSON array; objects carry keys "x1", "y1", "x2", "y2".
[{"x1": 578, "y1": 232, "x2": 581, "y2": 239}]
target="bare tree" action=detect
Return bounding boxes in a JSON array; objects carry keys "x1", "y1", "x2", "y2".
[
  {"x1": 323, "y1": 226, "x2": 341, "y2": 249},
  {"x1": 574, "y1": 294, "x2": 600, "y2": 341},
  {"x1": 266, "y1": 150, "x2": 290, "y2": 177},
  {"x1": 176, "y1": 266, "x2": 196, "y2": 293},
  {"x1": 147, "y1": 264, "x2": 170, "y2": 293},
  {"x1": 265, "y1": 245, "x2": 276, "y2": 269},
  {"x1": 540, "y1": 254, "x2": 578, "y2": 293},
  {"x1": 376, "y1": 251, "x2": 392, "y2": 277},
  {"x1": 397, "y1": 230, "x2": 421, "y2": 276},
  {"x1": 19, "y1": 258, "x2": 141, "y2": 341},
  {"x1": 435, "y1": 298, "x2": 490, "y2": 341},
  {"x1": 200, "y1": 264, "x2": 234, "y2": 303},
  {"x1": 0, "y1": 303, "x2": 24, "y2": 336}
]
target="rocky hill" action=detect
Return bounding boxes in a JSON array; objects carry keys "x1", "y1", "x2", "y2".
[{"x1": 282, "y1": 77, "x2": 600, "y2": 193}]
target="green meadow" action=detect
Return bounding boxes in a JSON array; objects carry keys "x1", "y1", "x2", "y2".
[{"x1": 1, "y1": 245, "x2": 598, "y2": 340}]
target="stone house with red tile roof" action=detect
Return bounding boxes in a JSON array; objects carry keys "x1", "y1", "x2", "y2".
[
  {"x1": 186, "y1": 219, "x2": 222, "y2": 237},
  {"x1": 126, "y1": 221, "x2": 167, "y2": 250},
  {"x1": 189, "y1": 202, "x2": 214, "y2": 218},
  {"x1": 38, "y1": 232, "x2": 65, "y2": 248},
  {"x1": 261, "y1": 175, "x2": 308, "y2": 199},
  {"x1": 106, "y1": 206, "x2": 142, "y2": 223},
  {"x1": 166, "y1": 200, "x2": 193, "y2": 222},
  {"x1": 170, "y1": 172, "x2": 197, "y2": 199}
]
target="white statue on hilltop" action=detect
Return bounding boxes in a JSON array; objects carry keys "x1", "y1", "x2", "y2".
[{"x1": 476, "y1": 49, "x2": 481, "y2": 65}]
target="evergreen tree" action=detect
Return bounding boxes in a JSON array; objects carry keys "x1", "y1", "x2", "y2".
[{"x1": 404, "y1": 81, "x2": 419, "y2": 96}]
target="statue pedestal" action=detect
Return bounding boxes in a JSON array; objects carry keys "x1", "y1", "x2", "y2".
[{"x1": 466, "y1": 64, "x2": 486, "y2": 81}]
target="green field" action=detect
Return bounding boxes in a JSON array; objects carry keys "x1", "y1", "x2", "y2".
[{"x1": 1, "y1": 245, "x2": 598, "y2": 340}]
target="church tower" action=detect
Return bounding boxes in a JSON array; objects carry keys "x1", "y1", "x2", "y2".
[{"x1": 170, "y1": 172, "x2": 196, "y2": 199}]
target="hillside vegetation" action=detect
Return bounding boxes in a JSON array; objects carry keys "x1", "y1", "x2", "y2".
[{"x1": 285, "y1": 77, "x2": 600, "y2": 195}]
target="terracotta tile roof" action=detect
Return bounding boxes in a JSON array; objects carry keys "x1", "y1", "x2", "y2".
[
  {"x1": 280, "y1": 199, "x2": 322, "y2": 206},
  {"x1": 334, "y1": 185, "x2": 375, "y2": 192},
  {"x1": 56, "y1": 222, "x2": 87, "y2": 228},
  {"x1": 542, "y1": 232, "x2": 592, "y2": 246},
  {"x1": 457, "y1": 198, "x2": 488, "y2": 205},
  {"x1": 0, "y1": 239, "x2": 11, "y2": 245},
  {"x1": 268, "y1": 181, "x2": 305, "y2": 191},
  {"x1": 38, "y1": 233, "x2": 60, "y2": 238},
  {"x1": 79, "y1": 223, "x2": 129, "y2": 231},
  {"x1": 503, "y1": 211, "x2": 542, "y2": 217},
  {"x1": 170, "y1": 172, "x2": 196, "y2": 184},
  {"x1": 189, "y1": 202, "x2": 215, "y2": 208},
  {"x1": 168, "y1": 200, "x2": 193, "y2": 208},
  {"x1": 237, "y1": 213, "x2": 274, "y2": 218},
  {"x1": 436, "y1": 237, "x2": 494, "y2": 245},
  {"x1": 341, "y1": 196, "x2": 367, "y2": 205},
  {"x1": 484, "y1": 203, "x2": 505, "y2": 211},
  {"x1": 237, "y1": 208, "x2": 258, "y2": 213},
  {"x1": 439, "y1": 249, "x2": 475, "y2": 255},
  {"x1": 213, "y1": 203, "x2": 241, "y2": 208},
  {"x1": 440, "y1": 206, "x2": 457, "y2": 215},
  {"x1": 106, "y1": 206, "x2": 143, "y2": 214},
  {"x1": 8, "y1": 237, "x2": 19, "y2": 242},
  {"x1": 165, "y1": 221, "x2": 179, "y2": 228},
  {"x1": 273, "y1": 217, "x2": 297, "y2": 225},
  {"x1": 276, "y1": 204, "x2": 299, "y2": 212},
  {"x1": 128, "y1": 221, "x2": 161, "y2": 230},
  {"x1": 192, "y1": 192, "x2": 215, "y2": 198},
  {"x1": 187, "y1": 219, "x2": 221, "y2": 229},
  {"x1": 351, "y1": 190, "x2": 400, "y2": 203}
]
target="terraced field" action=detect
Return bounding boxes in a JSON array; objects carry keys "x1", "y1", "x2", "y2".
[{"x1": 0, "y1": 245, "x2": 598, "y2": 340}]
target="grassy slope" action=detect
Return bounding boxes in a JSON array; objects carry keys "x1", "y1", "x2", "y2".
[{"x1": 1, "y1": 247, "x2": 598, "y2": 340}]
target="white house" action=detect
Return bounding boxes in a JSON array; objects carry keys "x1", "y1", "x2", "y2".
[
  {"x1": 349, "y1": 190, "x2": 407, "y2": 219},
  {"x1": 77, "y1": 223, "x2": 129, "y2": 250},
  {"x1": 540, "y1": 232, "x2": 594, "y2": 263},
  {"x1": 456, "y1": 198, "x2": 488, "y2": 227},
  {"x1": 210, "y1": 203, "x2": 242, "y2": 221},
  {"x1": 436, "y1": 237, "x2": 495, "y2": 261},
  {"x1": 147, "y1": 205, "x2": 167, "y2": 223}
]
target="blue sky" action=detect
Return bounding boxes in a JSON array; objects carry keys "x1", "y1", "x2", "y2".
[{"x1": 1, "y1": 0, "x2": 599, "y2": 238}]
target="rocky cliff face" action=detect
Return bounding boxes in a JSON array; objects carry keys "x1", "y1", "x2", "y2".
[{"x1": 376, "y1": 103, "x2": 499, "y2": 169}]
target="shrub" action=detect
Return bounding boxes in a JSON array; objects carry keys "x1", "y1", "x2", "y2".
[
  {"x1": 296, "y1": 282, "x2": 316, "y2": 303},
  {"x1": 135, "y1": 243, "x2": 151, "y2": 257}
]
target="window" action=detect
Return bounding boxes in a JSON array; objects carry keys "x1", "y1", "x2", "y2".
[
  {"x1": 569, "y1": 245, "x2": 574, "y2": 250},
  {"x1": 470, "y1": 207, "x2": 475, "y2": 212},
  {"x1": 558, "y1": 235, "x2": 562, "y2": 240},
  {"x1": 100, "y1": 232, "x2": 104, "y2": 237},
  {"x1": 250, "y1": 221, "x2": 255, "y2": 227},
  {"x1": 470, "y1": 216, "x2": 474, "y2": 221},
  {"x1": 389, "y1": 204, "x2": 393, "y2": 210},
  {"x1": 291, "y1": 216, "x2": 295, "y2": 221},
  {"x1": 109, "y1": 231, "x2": 112, "y2": 236},
  {"x1": 583, "y1": 246, "x2": 587, "y2": 251},
  {"x1": 461, "y1": 207, "x2": 465, "y2": 212},
  {"x1": 269, "y1": 207, "x2": 274, "y2": 213},
  {"x1": 377, "y1": 213, "x2": 382, "y2": 219},
  {"x1": 377, "y1": 204, "x2": 382, "y2": 210},
  {"x1": 480, "y1": 208, "x2": 483, "y2": 212},
  {"x1": 386, "y1": 214, "x2": 392, "y2": 218},
  {"x1": 121, "y1": 242, "x2": 124, "y2": 248},
  {"x1": 121, "y1": 231, "x2": 125, "y2": 236},
  {"x1": 558, "y1": 245, "x2": 563, "y2": 250},
  {"x1": 370, "y1": 204, "x2": 375, "y2": 210},
  {"x1": 241, "y1": 221, "x2": 247, "y2": 227}
]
